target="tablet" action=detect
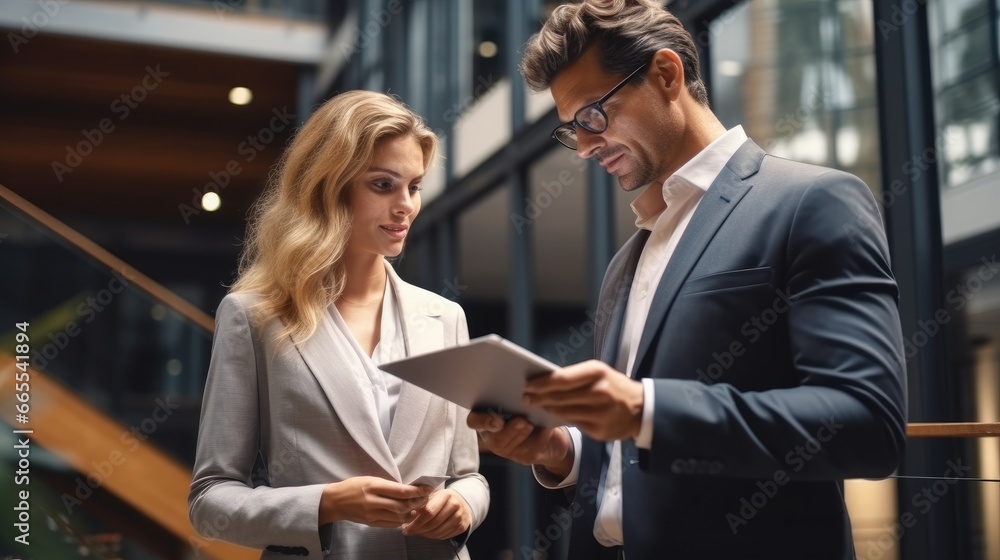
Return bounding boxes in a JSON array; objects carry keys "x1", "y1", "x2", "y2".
[{"x1": 380, "y1": 334, "x2": 563, "y2": 428}]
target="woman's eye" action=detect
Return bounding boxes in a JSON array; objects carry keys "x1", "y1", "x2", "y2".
[
  {"x1": 409, "y1": 184, "x2": 423, "y2": 193},
  {"x1": 373, "y1": 180, "x2": 393, "y2": 191}
]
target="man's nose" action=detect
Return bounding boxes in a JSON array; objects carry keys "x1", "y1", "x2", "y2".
[{"x1": 576, "y1": 128, "x2": 602, "y2": 159}]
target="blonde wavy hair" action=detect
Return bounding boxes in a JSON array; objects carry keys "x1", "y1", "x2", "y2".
[
  {"x1": 521, "y1": 0, "x2": 708, "y2": 105},
  {"x1": 232, "y1": 90, "x2": 437, "y2": 343}
]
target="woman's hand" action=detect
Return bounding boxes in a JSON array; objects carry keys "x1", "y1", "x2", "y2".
[
  {"x1": 320, "y1": 476, "x2": 432, "y2": 527},
  {"x1": 400, "y1": 489, "x2": 473, "y2": 540}
]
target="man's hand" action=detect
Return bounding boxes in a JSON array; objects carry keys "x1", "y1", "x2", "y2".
[
  {"x1": 523, "y1": 359, "x2": 644, "y2": 441},
  {"x1": 401, "y1": 489, "x2": 472, "y2": 540},
  {"x1": 467, "y1": 412, "x2": 574, "y2": 479},
  {"x1": 320, "y1": 476, "x2": 432, "y2": 527}
]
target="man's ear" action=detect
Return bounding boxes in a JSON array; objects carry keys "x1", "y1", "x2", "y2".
[{"x1": 650, "y1": 48, "x2": 685, "y2": 102}]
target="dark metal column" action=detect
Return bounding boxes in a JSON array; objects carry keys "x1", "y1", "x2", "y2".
[
  {"x1": 507, "y1": 0, "x2": 526, "y2": 133},
  {"x1": 434, "y1": 217, "x2": 458, "y2": 300},
  {"x1": 445, "y1": 0, "x2": 460, "y2": 181},
  {"x1": 872, "y1": 1, "x2": 960, "y2": 559},
  {"x1": 507, "y1": 165, "x2": 536, "y2": 556},
  {"x1": 506, "y1": 1, "x2": 535, "y2": 553}
]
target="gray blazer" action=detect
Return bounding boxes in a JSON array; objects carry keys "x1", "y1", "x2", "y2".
[{"x1": 189, "y1": 263, "x2": 489, "y2": 559}]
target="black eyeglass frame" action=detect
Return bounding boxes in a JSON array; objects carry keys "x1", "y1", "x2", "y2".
[{"x1": 550, "y1": 62, "x2": 649, "y2": 149}]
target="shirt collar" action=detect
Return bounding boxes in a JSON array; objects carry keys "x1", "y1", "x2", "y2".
[{"x1": 631, "y1": 125, "x2": 749, "y2": 230}]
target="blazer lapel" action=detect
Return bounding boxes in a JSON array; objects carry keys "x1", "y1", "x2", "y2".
[
  {"x1": 384, "y1": 263, "x2": 440, "y2": 461},
  {"x1": 293, "y1": 307, "x2": 400, "y2": 479},
  {"x1": 595, "y1": 229, "x2": 649, "y2": 365},
  {"x1": 632, "y1": 140, "x2": 764, "y2": 375}
]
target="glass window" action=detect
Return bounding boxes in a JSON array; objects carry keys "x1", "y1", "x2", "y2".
[
  {"x1": 527, "y1": 147, "x2": 590, "y2": 365},
  {"x1": 471, "y1": 0, "x2": 507, "y2": 102},
  {"x1": 952, "y1": 263, "x2": 1000, "y2": 560},
  {"x1": 928, "y1": 4, "x2": 1000, "y2": 558},
  {"x1": 458, "y1": 184, "x2": 510, "y2": 338},
  {"x1": 928, "y1": 0, "x2": 989, "y2": 37},
  {"x1": 929, "y1": 0, "x2": 1000, "y2": 192},
  {"x1": 937, "y1": 19, "x2": 993, "y2": 85},
  {"x1": 709, "y1": 0, "x2": 882, "y2": 201}
]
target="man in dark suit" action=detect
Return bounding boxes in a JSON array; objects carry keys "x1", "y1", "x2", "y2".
[{"x1": 467, "y1": 1, "x2": 907, "y2": 558}]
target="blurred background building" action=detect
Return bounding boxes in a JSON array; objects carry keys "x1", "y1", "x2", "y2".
[{"x1": 0, "y1": 0, "x2": 997, "y2": 558}]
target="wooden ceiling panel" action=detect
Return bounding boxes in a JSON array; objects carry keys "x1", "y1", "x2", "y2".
[{"x1": 0, "y1": 32, "x2": 300, "y2": 223}]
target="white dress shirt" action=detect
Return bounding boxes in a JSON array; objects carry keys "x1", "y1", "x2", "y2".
[{"x1": 535, "y1": 126, "x2": 749, "y2": 547}]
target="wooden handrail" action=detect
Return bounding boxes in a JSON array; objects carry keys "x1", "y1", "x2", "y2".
[
  {"x1": 907, "y1": 422, "x2": 1000, "y2": 438},
  {"x1": 0, "y1": 355, "x2": 256, "y2": 559},
  {"x1": 0, "y1": 184, "x2": 215, "y2": 333}
]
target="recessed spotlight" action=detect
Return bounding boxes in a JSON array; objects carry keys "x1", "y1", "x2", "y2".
[
  {"x1": 228, "y1": 86, "x2": 253, "y2": 105},
  {"x1": 167, "y1": 359, "x2": 183, "y2": 376},
  {"x1": 201, "y1": 191, "x2": 221, "y2": 212},
  {"x1": 151, "y1": 304, "x2": 166, "y2": 321},
  {"x1": 478, "y1": 41, "x2": 498, "y2": 58}
]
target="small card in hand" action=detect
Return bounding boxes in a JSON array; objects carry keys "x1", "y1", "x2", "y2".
[{"x1": 409, "y1": 475, "x2": 448, "y2": 490}]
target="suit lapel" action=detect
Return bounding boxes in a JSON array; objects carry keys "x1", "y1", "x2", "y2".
[
  {"x1": 595, "y1": 229, "x2": 649, "y2": 365},
  {"x1": 293, "y1": 304, "x2": 400, "y2": 479},
  {"x1": 632, "y1": 140, "x2": 764, "y2": 376},
  {"x1": 384, "y1": 263, "x2": 440, "y2": 461}
]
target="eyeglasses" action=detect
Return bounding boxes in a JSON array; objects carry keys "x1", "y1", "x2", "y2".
[{"x1": 551, "y1": 63, "x2": 648, "y2": 150}]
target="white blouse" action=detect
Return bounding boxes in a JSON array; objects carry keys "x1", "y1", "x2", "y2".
[{"x1": 327, "y1": 281, "x2": 406, "y2": 442}]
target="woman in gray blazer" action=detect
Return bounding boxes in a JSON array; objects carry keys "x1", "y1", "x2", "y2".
[{"x1": 189, "y1": 91, "x2": 490, "y2": 559}]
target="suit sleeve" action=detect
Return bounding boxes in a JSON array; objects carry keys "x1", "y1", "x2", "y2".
[
  {"x1": 643, "y1": 171, "x2": 907, "y2": 480},
  {"x1": 443, "y1": 305, "x2": 491, "y2": 538},
  {"x1": 188, "y1": 294, "x2": 328, "y2": 556}
]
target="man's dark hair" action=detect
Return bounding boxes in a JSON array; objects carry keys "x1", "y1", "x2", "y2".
[{"x1": 520, "y1": 0, "x2": 709, "y2": 106}]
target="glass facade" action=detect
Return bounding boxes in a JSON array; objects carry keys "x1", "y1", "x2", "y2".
[
  {"x1": 710, "y1": 0, "x2": 882, "y2": 197},
  {"x1": 3, "y1": 0, "x2": 997, "y2": 557},
  {"x1": 928, "y1": 0, "x2": 999, "y2": 190},
  {"x1": 528, "y1": 146, "x2": 591, "y2": 366},
  {"x1": 472, "y1": 0, "x2": 508, "y2": 97},
  {"x1": 929, "y1": 2, "x2": 1000, "y2": 558},
  {"x1": 458, "y1": 184, "x2": 511, "y2": 339}
]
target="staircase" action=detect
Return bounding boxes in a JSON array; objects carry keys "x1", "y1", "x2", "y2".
[{"x1": 0, "y1": 184, "x2": 256, "y2": 559}]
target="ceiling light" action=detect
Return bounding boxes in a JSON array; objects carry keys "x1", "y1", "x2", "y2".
[
  {"x1": 228, "y1": 86, "x2": 253, "y2": 105},
  {"x1": 201, "y1": 192, "x2": 221, "y2": 212},
  {"x1": 478, "y1": 41, "x2": 498, "y2": 58},
  {"x1": 167, "y1": 359, "x2": 183, "y2": 376},
  {"x1": 151, "y1": 304, "x2": 166, "y2": 321}
]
